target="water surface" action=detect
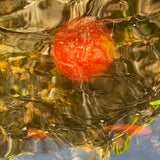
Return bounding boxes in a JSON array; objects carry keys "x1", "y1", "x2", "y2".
[{"x1": 0, "y1": 0, "x2": 160, "y2": 159}]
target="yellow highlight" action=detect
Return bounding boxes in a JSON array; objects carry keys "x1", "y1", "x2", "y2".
[
  {"x1": 29, "y1": 67, "x2": 34, "y2": 74},
  {"x1": 0, "y1": 61, "x2": 8, "y2": 69}
]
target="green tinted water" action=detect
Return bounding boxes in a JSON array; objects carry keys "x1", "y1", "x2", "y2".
[{"x1": 0, "y1": 0, "x2": 160, "y2": 159}]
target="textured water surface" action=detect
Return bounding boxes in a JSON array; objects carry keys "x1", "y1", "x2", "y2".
[{"x1": 0, "y1": 0, "x2": 160, "y2": 159}]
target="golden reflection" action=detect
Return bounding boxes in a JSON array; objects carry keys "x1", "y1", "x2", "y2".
[{"x1": 0, "y1": 0, "x2": 160, "y2": 159}]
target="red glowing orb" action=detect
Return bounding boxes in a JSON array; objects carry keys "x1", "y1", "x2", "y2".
[{"x1": 52, "y1": 17, "x2": 115, "y2": 82}]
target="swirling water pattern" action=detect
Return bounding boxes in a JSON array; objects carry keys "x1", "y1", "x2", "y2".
[{"x1": 0, "y1": 0, "x2": 160, "y2": 159}]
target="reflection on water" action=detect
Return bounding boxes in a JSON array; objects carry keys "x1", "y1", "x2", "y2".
[{"x1": 0, "y1": 0, "x2": 160, "y2": 159}]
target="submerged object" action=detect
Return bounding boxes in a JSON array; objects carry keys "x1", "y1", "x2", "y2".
[
  {"x1": 27, "y1": 128, "x2": 49, "y2": 139},
  {"x1": 52, "y1": 17, "x2": 115, "y2": 82},
  {"x1": 99, "y1": 124, "x2": 152, "y2": 135}
]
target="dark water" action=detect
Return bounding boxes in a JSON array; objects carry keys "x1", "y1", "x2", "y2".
[{"x1": 0, "y1": 0, "x2": 160, "y2": 159}]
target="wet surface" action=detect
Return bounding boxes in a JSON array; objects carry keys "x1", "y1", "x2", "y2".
[{"x1": 0, "y1": 0, "x2": 160, "y2": 159}]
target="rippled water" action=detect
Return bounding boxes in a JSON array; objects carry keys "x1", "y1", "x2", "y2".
[{"x1": 0, "y1": 0, "x2": 160, "y2": 159}]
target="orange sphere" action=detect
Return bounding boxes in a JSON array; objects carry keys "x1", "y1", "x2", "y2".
[{"x1": 52, "y1": 17, "x2": 115, "y2": 82}]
